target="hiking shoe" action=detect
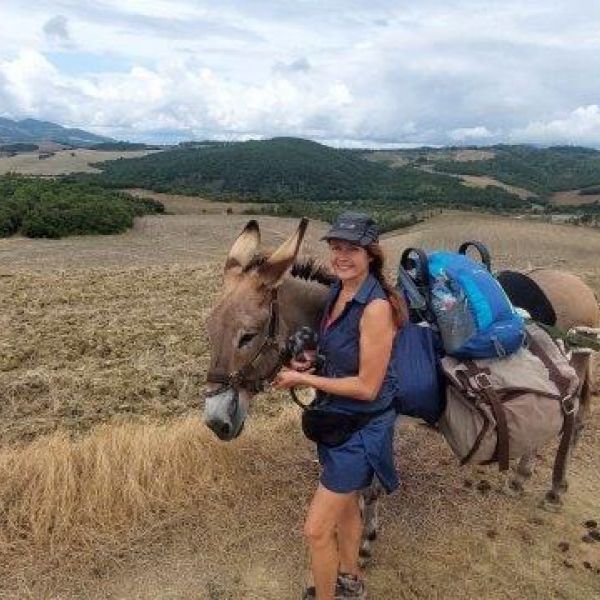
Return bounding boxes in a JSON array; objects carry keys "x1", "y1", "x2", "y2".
[
  {"x1": 335, "y1": 573, "x2": 366, "y2": 599},
  {"x1": 302, "y1": 586, "x2": 316, "y2": 599},
  {"x1": 302, "y1": 574, "x2": 366, "y2": 599}
]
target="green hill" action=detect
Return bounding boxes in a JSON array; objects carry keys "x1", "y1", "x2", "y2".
[
  {"x1": 92, "y1": 137, "x2": 523, "y2": 210},
  {"x1": 428, "y1": 145, "x2": 600, "y2": 197}
]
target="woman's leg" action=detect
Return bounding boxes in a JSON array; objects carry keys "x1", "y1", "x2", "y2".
[
  {"x1": 304, "y1": 483, "x2": 355, "y2": 600},
  {"x1": 336, "y1": 491, "x2": 363, "y2": 576}
]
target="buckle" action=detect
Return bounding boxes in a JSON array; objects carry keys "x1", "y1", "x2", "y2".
[
  {"x1": 561, "y1": 396, "x2": 577, "y2": 415},
  {"x1": 472, "y1": 372, "x2": 493, "y2": 390}
]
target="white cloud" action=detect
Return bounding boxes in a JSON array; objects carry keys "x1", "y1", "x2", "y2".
[
  {"x1": 43, "y1": 15, "x2": 70, "y2": 42},
  {"x1": 450, "y1": 126, "x2": 493, "y2": 142},
  {"x1": 2, "y1": 1, "x2": 600, "y2": 145},
  {"x1": 510, "y1": 105, "x2": 600, "y2": 145}
]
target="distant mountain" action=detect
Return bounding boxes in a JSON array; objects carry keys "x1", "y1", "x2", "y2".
[{"x1": 0, "y1": 117, "x2": 114, "y2": 147}]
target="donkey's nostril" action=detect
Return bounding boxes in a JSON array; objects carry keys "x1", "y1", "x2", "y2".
[{"x1": 206, "y1": 418, "x2": 232, "y2": 439}]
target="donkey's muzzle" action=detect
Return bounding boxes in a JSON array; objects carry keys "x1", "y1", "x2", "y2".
[
  {"x1": 205, "y1": 417, "x2": 234, "y2": 440},
  {"x1": 203, "y1": 385, "x2": 245, "y2": 441}
]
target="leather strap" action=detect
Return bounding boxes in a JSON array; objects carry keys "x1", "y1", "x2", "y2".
[
  {"x1": 526, "y1": 333, "x2": 576, "y2": 490},
  {"x1": 464, "y1": 361, "x2": 510, "y2": 472},
  {"x1": 206, "y1": 288, "x2": 282, "y2": 392}
]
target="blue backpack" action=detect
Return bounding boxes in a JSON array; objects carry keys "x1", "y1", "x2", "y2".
[{"x1": 399, "y1": 242, "x2": 525, "y2": 359}]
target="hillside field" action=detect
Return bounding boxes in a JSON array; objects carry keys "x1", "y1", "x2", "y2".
[
  {"x1": 0, "y1": 148, "x2": 159, "y2": 176},
  {"x1": 0, "y1": 206, "x2": 599, "y2": 599}
]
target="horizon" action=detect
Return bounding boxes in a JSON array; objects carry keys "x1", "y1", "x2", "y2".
[
  {"x1": 1, "y1": 0, "x2": 600, "y2": 150},
  {"x1": 4, "y1": 117, "x2": 600, "y2": 152}
]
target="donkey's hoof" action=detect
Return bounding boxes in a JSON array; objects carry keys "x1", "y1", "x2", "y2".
[
  {"x1": 539, "y1": 490, "x2": 563, "y2": 512},
  {"x1": 503, "y1": 479, "x2": 524, "y2": 497}
]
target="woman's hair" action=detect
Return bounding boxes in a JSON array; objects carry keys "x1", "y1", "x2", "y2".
[{"x1": 366, "y1": 243, "x2": 409, "y2": 328}]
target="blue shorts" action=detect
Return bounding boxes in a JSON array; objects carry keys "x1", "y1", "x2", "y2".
[{"x1": 317, "y1": 409, "x2": 399, "y2": 494}]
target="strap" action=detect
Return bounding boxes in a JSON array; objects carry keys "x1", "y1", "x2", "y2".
[
  {"x1": 552, "y1": 410, "x2": 575, "y2": 490},
  {"x1": 526, "y1": 333, "x2": 573, "y2": 402},
  {"x1": 290, "y1": 388, "x2": 309, "y2": 411},
  {"x1": 526, "y1": 331, "x2": 577, "y2": 490},
  {"x1": 457, "y1": 241, "x2": 492, "y2": 272},
  {"x1": 464, "y1": 361, "x2": 510, "y2": 472},
  {"x1": 460, "y1": 406, "x2": 490, "y2": 466}
]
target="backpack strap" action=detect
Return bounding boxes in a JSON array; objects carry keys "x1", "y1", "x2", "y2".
[
  {"x1": 463, "y1": 361, "x2": 510, "y2": 472},
  {"x1": 525, "y1": 335, "x2": 576, "y2": 491},
  {"x1": 458, "y1": 241, "x2": 492, "y2": 272}
]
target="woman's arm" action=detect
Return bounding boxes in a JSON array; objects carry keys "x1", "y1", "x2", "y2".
[{"x1": 273, "y1": 298, "x2": 396, "y2": 402}]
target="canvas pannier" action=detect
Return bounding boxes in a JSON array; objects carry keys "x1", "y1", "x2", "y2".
[{"x1": 438, "y1": 323, "x2": 579, "y2": 477}]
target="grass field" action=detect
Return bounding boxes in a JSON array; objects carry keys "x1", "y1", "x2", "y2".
[
  {"x1": 125, "y1": 188, "x2": 261, "y2": 215},
  {"x1": 0, "y1": 149, "x2": 159, "y2": 176},
  {"x1": 0, "y1": 205, "x2": 598, "y2": 599},
  {"x1": 550, "y1": 190, "x2": 600, "y2": 206}
]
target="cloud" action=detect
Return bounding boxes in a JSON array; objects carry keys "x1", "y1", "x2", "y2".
[
  {"x1": 272, "y1": 57, "x2": 311, "y2": 75},
  {"x1": 3, "y1": 0, "x2": 600, "y2": 145},
  {"x1": 510, "y1": 105, "x2": 600, "y2": 145},
  {"x1": 43, "y1": 15, "x2": 70, "y2": 42},
  {"x1": 450, "y1": 126, "x2": 493, "y2": 142}
]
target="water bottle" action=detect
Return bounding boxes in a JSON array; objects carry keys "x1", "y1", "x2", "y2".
[{"x1": 431, "y1": 274, "x2": 475, "y2": 353}]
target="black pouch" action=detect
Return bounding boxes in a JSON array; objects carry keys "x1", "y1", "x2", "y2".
[
  {"x1": 301, "y1": 408, "x2": 370, "y2": 447},
  {"x1": 295, "y1": 392, "x2": 389, "y2": 447}
]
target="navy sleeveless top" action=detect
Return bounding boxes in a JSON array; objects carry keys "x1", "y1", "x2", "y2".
[{"x1": 317, "y1": 273, "x2": 398, "y2": 415}]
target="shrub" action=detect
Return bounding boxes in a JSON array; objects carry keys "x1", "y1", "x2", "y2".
[{"x1": 0, "y1": 174, "x2": 164, "y2": 238}]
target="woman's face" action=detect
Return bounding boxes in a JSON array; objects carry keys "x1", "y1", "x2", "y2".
[{"x1": 327, "y1": 239, "x2": 370, "y2": 282}]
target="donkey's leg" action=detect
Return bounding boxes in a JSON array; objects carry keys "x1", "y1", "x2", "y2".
[
  {"x1": 358, "y1": 479, "x2": 383, "y2": 565},
  {"x1": 572, "y1": 354, "x2": 592, "y2": 447},
  {"x1": 502, "y1": 452, "x2": 536, "y2": 496},
  {"x1": 541, "y1": 435, "x2": 575, "y2": 511},
  {"x1": 542, "y1": 355, "x2": 590, "y2": 510}
]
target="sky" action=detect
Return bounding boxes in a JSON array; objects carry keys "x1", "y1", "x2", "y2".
[{"x1": 1, "y1": 0, "x2": 600, "y2": 147}]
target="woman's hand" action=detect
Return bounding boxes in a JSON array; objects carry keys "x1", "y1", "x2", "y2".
[
  {"x1": 289, "y1": 349, "x2": 317, "y2": 372},
  {"x1": 272, "y1": 366, "x2": 313, "y2": 390}
]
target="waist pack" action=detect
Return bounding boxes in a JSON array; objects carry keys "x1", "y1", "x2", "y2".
[
  {"x1": 392, "y1": 322, "x2": 446, "y2": 424},
  {"x1": 290, "y1": 389, "x2": 390, "y2": 447},
  {"x1": 438, "y1": 323, "x2": 579, "y2": 477},
  {"x1": 400, "y1": 243, "x2": 525, "y2": 359}
]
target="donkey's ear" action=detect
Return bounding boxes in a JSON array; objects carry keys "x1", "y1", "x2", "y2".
[
  {"x1": 257, "y1": 218, "x2": 308, "y2": 287},
  {"x1": 225, "y1": 220, "x2": 261, "y2": 275}
]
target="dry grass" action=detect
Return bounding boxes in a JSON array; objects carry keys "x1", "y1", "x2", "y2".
[
  {"x1": 0, "y1": 149, "x2": 159, "y2": 176},
  {"x1": 0, "y1": 205, "x2": 599, "y2": 598},
  {"x1": 125, "y1": 188, "x2": 261, "y2": 215},
  {"x1": 550, "y1": 190, "x2": 600, "y2": 206},
  {"x1": 458, "y1": 174, "x2": 536, "y2": 199}
]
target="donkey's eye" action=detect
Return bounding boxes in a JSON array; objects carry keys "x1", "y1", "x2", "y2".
[{"x1": 238, "y1": 332, "x2": 258, "y2": 348}]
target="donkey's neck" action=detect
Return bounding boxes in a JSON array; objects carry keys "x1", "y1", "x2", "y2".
[{"x1": 278, "y1": 275, "x2": 330, "y2": 335}]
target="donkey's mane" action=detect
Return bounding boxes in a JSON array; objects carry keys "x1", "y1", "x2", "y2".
[{"x1": 243, "y1": 253, "x2": 335, "y2": 286}]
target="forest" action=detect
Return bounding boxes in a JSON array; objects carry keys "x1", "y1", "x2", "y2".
[
  {"x1": 90, "y1": 137, "x2": 525, "y2": 211},
  {"x1": 431, "y1": 145, "x2": 600, "y2": 197},
  {"x1": 0, "y1": 174, "x2": 163, "y2": 238}
]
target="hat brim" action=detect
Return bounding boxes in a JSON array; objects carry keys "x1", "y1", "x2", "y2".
[
  {"x1": 320, "y1": 229, "x2": 376, "y2": 246},
  {"x1": 321, "y1": 229, "x2": 362, "y2": 243}
]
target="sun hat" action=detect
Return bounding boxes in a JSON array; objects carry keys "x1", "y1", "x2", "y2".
[{"x1": 321, "y1": 212, "x2": 379, "y2": 246}]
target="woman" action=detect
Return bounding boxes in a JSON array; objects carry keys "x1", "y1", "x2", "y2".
[{"x1": 273, "y1": 212, "x2": 408, "y2": 600}]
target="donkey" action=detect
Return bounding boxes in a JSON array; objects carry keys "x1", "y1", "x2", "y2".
[
  {"x1": 204, "y1": 218, "x2": 599, "y2": 557},
  {"x1": 497, "y1": 268, "x2": 599, "y2": 505},
  {"x1": 204, "y1": 218, "x2": 383, "y2": 558}
]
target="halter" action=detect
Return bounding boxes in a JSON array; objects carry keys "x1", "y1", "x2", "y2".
[{"x1": 205, "y1": 288, "x2": 283, "y2": 395}]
